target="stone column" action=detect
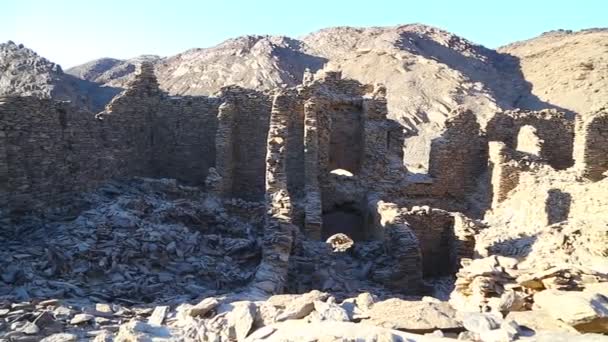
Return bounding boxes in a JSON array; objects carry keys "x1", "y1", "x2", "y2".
[
  {"x1": 251, "y1": 92, "x2": 295, "y2": 295},
  {"x1": 208, "y1": 100, "x2": 236, "y2": 196},
  {"x1": 303, "y1": 98, "x2": 323, "y2": 239},
  {"x1": 574, "y1": 108, "x2": 608, "y2": 181},
  {"x1": 488, "y1": 141, "x2": 520, "y2": 209},
  {"x1": 265, "y1": 93, "x2": 292, "y2": 217}
]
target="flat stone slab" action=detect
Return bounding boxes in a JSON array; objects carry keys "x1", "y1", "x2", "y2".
[{"x1": 362, "y1": 298, "x2": 461, "y2": 333}]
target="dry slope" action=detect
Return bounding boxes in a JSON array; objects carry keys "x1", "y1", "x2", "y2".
[
  {"x1": 500, "y1": 28, "x2": 608, "y2": 116},
  {"x1": 0, "y1": 41, "x2": 120, "y2": 111}
]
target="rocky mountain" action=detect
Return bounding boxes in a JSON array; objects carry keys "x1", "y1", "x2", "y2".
[
  {"x1": 0, "y1": 41, "x2": 119, "y2": 111},
  {"x1": 499, "y1": 28, "x2": 608, "y2": 115},
  {"x1": 65, "y1": 55, "x2": 160, "y2": 88}
]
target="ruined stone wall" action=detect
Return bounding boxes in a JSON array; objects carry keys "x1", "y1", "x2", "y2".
[
  {"x1": 220, "y1": 87, "x2": 272, "y2": 201},
  {"x1": 402, "y1": 207, "x2": 457, "y2": 277},
  {"x1": 285, "y1": 93, "x2": 305, "y2": 199},
  {"x1": 488, "y1": 141, "x2": 545, "y2": 209},
  {"x1": 371, "y1": 201, "x2": 423, "y2": 291},
  {"x1": 486, "y1": 109, "x2": 574, "y2": 170},
  {"x1": 0, "y1": 97, "x2": 121, "y2": 217},
  {"x1": 98, "y1": 63, "x2": 221, "y2": 186},
  {"x1": 428, "y1": 108, "x2": 486, "y2": 199},
  {"x1": 152, "y1": 97, "x2": 219, "y2": 183},
  {"x1": 574, "y1": 107, "x2": 608, "y2": 181},
  {"x1": 327, "y1": 101, "x2": 364, "y2": 174},
  {"x1": 303, "y1": 98, "x2": 324, "y2": 239},
  {"x1": 1, "y1": 63, "x2": 224, "y2": 220}
]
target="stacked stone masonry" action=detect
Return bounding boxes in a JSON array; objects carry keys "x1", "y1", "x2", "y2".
[
  {"x1": 486, "y1": 109, "x2": 575, "y2": 170},
  {"x1": 574, "y1": 107, "x2": 608, "y2": 181}
]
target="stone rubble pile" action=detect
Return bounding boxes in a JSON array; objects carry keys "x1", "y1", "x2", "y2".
[
  {"x1": 0, "y1": 178, "x2": 265, "y2": 304},
  {"x1": 4, "y1": 289, "x2": 607, "y2": 341}
]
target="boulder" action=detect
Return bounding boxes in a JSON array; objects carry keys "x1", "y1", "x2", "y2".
[
  {"x1": 115, "y1": 319, "x2": 173, "y2": 341},
  {"x1": 69, "y1": 313, "x2": 94, "y2": 325},
  {"x1": 461, "y1": 312, "x2": 501, "y2": 334},
  {"x1": 313, "y1": 300, "x2": 350, "y2": 322},
  {"x1": 534, "y1": 288, "x2": 608, "y2": 333},
  {"x1": 506, "y1": 310, "x2": 578, "y2": 333},
  {"x1": 189, "y1": 297, "x2": 219, "y2": 317},
  {"x1": 362, "y1": 298, "x2": 461, "y2": 333},
  {"x1": 276, "y1": 290, "x2": 328, "y2": 321},
  {"x1": 226, "y1": 301, "x2": 256, "y2": 341}
]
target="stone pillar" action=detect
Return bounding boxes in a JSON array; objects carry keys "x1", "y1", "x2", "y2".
[
  {"x1": 574, "y1": 108, "x2": 608, "y2": 181},
  {"x1": 125, "y1": 61, "x2": 161, "y2": 97},
  {"x1": 209, "y1": 100, "x2": 236, "y2": 196},
  {"x1": 265, "y1": 93, "x2": 292, "y2": 217},
  {"x1": 489, "y1": 141, "x2": 520, "y2": 209},
  {"x1": 251, "y1": 92, "x2": 295, "y2": 295},
  {"x1": 303, "y1": 98, "x2": 323, "y2": 239}
]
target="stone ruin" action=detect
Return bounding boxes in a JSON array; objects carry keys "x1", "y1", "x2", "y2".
[{"x1": 1, "y1": 62, "x2": 607, "y2": 340}]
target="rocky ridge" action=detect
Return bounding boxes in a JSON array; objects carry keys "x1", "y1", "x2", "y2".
[{"x1": 0, "y1": 41, "x2": 119, "y2": 112}]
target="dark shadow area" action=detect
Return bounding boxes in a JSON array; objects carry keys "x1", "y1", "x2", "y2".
[
  {"x1": 66, "y1": 73, "x2": 123, "y2": 112},
  {"x1": 545, "y1": 189, "x2": 572, "y2": 225},
  {"x1": 487, "y1": 234, "x2": 538, "y2": 258},
  {"x1": 328, "y1": 103, "x2": 364, "y2": 174},
  {"x1": 322, "y1": 202, "x2": 367, "y2": 242}
]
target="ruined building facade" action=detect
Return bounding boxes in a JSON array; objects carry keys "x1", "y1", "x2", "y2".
[{"x1": 1, "y1": 62, "x2": 605, "y2": 295}]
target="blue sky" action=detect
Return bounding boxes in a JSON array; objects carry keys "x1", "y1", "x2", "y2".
[{"x1": 2, "y1": 0, "x2": 606, "y2": 68}]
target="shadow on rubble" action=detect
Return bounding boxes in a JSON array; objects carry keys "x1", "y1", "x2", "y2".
[
  {"x1": 545, "y1": 189, "x2": 571, "y2": 225},
  {"x1": 485, "y1": 234, "x2": 538, "y2": 258},
  {"x1": 396, "y1": 32, "x2": 576, "y2": 118}
]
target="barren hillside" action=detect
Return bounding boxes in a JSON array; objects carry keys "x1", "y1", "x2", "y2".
[{"x1": 500, "y1": 28, "x2": 608, "y2": 115}]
